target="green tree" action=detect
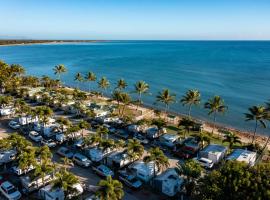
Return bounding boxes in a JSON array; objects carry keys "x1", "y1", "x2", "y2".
[
  {"x1": 194, "y1": 161, "x2": 270, "y2": 200},
  {"x1": 52, "y1": 169, "x2": 80, "y2": 198},
  {"x1": 98, "y1": 76, "x2": 110, "y2": 96},
  {"x1": 56, "y1": 117, "x2": 72, "y2": 133},
  {"x1": 180, "y1": 89, "x2": 201, "y2": 118},
  {"x1": 97, "y1": 125, "x2": 109, "y2": 139},
  {"x1": 176, "y1": 159, "x2": 203, "y2": 196},
  {"x1": 156, "y1": 89, "x2": 176, "y2": 115},
  {"x1": 134, "y1": 81, "x2": 149, "y2": 109},
  {"x1": 204, "y1": 96, "x2": 228, "y2": 134},
  {"x1": 127, "y1": 139, "x2": 144, "y2": 161},
  {"x1": 116, "y1": 78, "x2": 127, "y2": 91},
  {"x1": 143, "y1": 147, "x2": 169, "y2": 177},
  {"x1": 222, "y1": 131, "x2": 241, "y2": 150},
  {"x1": 119, "y1": 92, "x2": 131, "y2": 117},
  {"x1": 85, "y1": 71, "x2": 96, "y2": 92},
  {"x1": 178, "y1": 117, "x2": 195, "y2": 138},
  {"x1": 78, "y1": 120, "x2": 90, "y2": 137},
  {"x1": 0, "y1": 95, "x2": 13, "y2": 108},
  {"x1": 53, "y1": 64, "x2": 67, "y2": 84},
  {"x1": 96, "y1": 176, "x2": 124, "y2": 200},
  {"x1": 74, "y1": 73, "x2": 84, "y2": 89},
  {"x1": 245, "y1": 105, "x2": 268, "y2": 144}
]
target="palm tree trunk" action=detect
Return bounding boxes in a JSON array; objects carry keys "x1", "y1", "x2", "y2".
[
  {"x1": 136, "y1": 93, "x2": 142, "y2": 110},
  {"x1": 188, "y1": 105, "x2": 192, "y2": 119},
  {"x1": 261, "y1": 135, "x2": 270, "y2": 154},
  {"x1": 88, "y1": 82, "x2": 91, "y2": 93},
  {"x1": 212, "y1": 112, "x2": 217, "y2": 135},
  {"x1": 251, "y1": 120, "x2": 258, "y2": 144}
]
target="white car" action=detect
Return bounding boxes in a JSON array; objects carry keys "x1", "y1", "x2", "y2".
[
  {"x1": 8, "y1": 121, "x2": 20, "y2": 130},
  {"x1": 0, "y1": 181, "x2": 21, "y2": 200},
  {"x1": 41, "y1": 139, "x2": 57, "y2": 148},
  {"x1": 29, "y1": 131, "x2": 43, "y2": 142},
  {"x1": 194, "y1": 157, "x2": 214, "y2": 169},
  {"x1": 73, "y1": 153, "x2": 91, "y2": 167}
]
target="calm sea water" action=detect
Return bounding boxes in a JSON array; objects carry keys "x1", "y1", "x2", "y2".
[{"x1": 0, "y1": 41, "x2": 270, "y2": 135}]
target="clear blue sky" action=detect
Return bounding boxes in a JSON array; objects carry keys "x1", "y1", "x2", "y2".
[{"x1": 1, "y1": 0, "x2": 270, "y2": 40}]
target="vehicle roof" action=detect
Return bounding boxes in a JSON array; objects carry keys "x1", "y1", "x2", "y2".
[
  {"x1": 201, "y1": 144, "x2": 227, "y2": 154},
  {"x1": 1, "y1": 181, "x2": 13, "y2": 188}
]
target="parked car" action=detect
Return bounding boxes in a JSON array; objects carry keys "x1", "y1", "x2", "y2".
[
  {"x1": 0, "y1": 181, "x2": 22, "y2": 200},
  {"x1": 194, "y1": 157, "x2": 214, "y2": 169},
  {"x1": 134, "y1": 134, "x2": 149, "y2": 145},
  {"x1": 73, "y1": 153, "x2": 91, "y2": 167},
  {"x1": 57, "y1": 147, "x2": 74, "y2": 159},
  {"x1": 118, "y1": 170, "x2": 142, "y2": 189},
  {"x1": 8, "y1": 121, "x2": 20, "y2": 130},
  {"x1": 29, "y1": 131, "x2": 43, "y2": 142},
  {"x1": 92, "y1": 165, "x2": 114, "y2": 177},
  {"x1": 41, "y1": 139, "x2": 57, "y2": 148}
]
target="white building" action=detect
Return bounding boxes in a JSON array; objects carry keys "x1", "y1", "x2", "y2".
[
  {"x1": 152, "y1": 168, "x2": 184, "y2": 197},
  {"x1": 199, "y1": 144, "x2": 227, "y2": 164},
  {"x1": 226, "y1": 149, "x2": 257, "y2": 166}
]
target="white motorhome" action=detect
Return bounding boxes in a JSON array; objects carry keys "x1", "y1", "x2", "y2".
[
  {"x1": 129, "y1": 161, "x2": 158, "y2": 182},
  {"x1": 20, "y1": 173, "x2": 55, "y2": 193},
  {"x1": 18, "y1": 116, "x2": 39, "y2": 125},
  {"x1": 159, "y1": 134, "x2": 180, "y2": 148},
  {"x1": 0, "y1": 150, "x2": 17, "y2": 165},
  {"x1": 0, "y1": 107, "x2": 15, "y2": 116},
  {"x1": 106, "y1": 151, "x2": 132, "y2": 169},
  {"x1": 199, "y1": 144, "x2": 228, "y2": 164},
  {"x1": 226, "y1": 149, "x2": 257, "y2": 166},
  {"x1": 38, "y1": 183, "x2": 83, "y2": 200},
  {"x1": 11, "y1": 165, "x2": 35, "y2": 176},
  {"x1": 152, "y1": 168, "x2": 184, "y2": 197}
]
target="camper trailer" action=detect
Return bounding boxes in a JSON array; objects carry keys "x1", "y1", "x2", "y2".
[
  {"x1": 0, "y1": 107, "x2": 15, "y2": 116},
  {"x1": 86, "y1": 147, "x2": 113, "y2": 162},
  {"x1": 129, "y1": 161, "x2": 158, "y2": 182},
  {"x1": 159, "y1": 134, "x2": 180, "y2": 148},
  {"x1": 18, "y1": 116, "x2": 38, "y2": 125},
  {"x1": 38, "y1": 185, "x2": 64, "y2": 200},
  {"x1": 226, "y1": 149, "x2": 257, "y2": 166},
  {"x1": 20, "y1": 173, "x2": 55, "y2": 194},
  {"x1": 152, "y1": 168, "x2": 184, "y2": 197},
  {"x1": 199, "y1": 144, "x2": 227, "y2": 164},
  {"x1": 0, "y1": 150, "x2": 17, "y2": 165},
  {"x1": 106, "y1": 151, "x2": 132, "y2": 169}
]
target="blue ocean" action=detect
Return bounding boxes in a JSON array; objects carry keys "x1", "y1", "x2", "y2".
[{"x1": 1, "y1": 41, "x2": 270, "y2": 135}]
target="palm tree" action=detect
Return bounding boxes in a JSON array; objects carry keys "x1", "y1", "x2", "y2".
[
  {"x1": 0, "y1": 95, "x2": 13, "y2": 108},
  {"x1": 53, "y1": 64, "x2": 67, "y2": 84},
  {"x1": 85, "y1": 71, "x2": 96, "y2": 92},
  {"x1": 181, "y1": 89, "x2": 201, "y2": 118},
  {"x1": 96, "y1": 176, "x2": 124, "y2": 200},
  {"x1": 245, "y1": 105, "x2": 268, "y2": 144},
  {"x1": 116, "y1": 78, "x2": 127, "y2": 91},
  {"x1": 156, "y1": 89, "x2": 176, "y2": 115},
  {"x1": 204, "y1": 96, "x2": 228, "y2": 134},
  {"x1": 112, "y1": 90, "x2": 122, "y2": 115},
  {"x1": 52, "y1": 169, "x2": 80, "y2": 198},
  {"x1": 18, "y1": 147, "x2": 37, "y2": 173},
  {"x1": 61, "y1": 157, "x2": 74, "y2": 172},
  {"x1": 176, "y1": 160, "x2": 203, "y2": 196},
  {"x1": 78, "y1": 120, "x2": 90, "y2": 137},
  {"x1": 97, "y1": 125, "x2": 109, "y2": 139},
  {"x1": 10, "y1": 64, "x2": 25, "y2": 76},
  {"x1": 35, "y1": 106, "x2": 53, "y2": 134},
  {"x1": 134, "y1": 81, "x2": 149, "y2": 109},
  {"x1": 83, "y1": 134, "x2": 101, "y2": 148},
  {"x1": 119, "y1": 92, "x2": 131, "y2": 117},
  {"x1": 56, "y1": 117, "x2": 72, "y2": 133},
  {"x1": 222, "y1": 131, "x2": 241, "y2": 150},
  {"x1": 98, "y1": 77, "x2": 110, "y2": 96},
  {"x1": 127, "y1": 139, "x2": 144, "y2": 161},
  {"x1": 36, "y1": 146, "x2": 52, "y2": 165},
  {"x1": 99, "y1": 139, "x2": 115, "y2": 153},
  {"x1": 74, "y1": 73, "x2": 83, "y2": 89},
  {"x1": 178, "y1": 117, "x2": 195, "y2": 138},
  {"x1": 143, "y1": 147, "x2": 169, "y2": 177}
]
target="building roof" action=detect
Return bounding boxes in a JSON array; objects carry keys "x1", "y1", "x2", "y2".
[
  {"x1": 226, "y1": 149, "x2": 256, "y2": 163},
  {"x1": 201, "y1": 144, "x2": 227, "y2": 154}
]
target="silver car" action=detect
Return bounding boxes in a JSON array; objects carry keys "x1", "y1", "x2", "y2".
[{"x1": 73, "y1": 153, "x2": 91, "y2": 167}]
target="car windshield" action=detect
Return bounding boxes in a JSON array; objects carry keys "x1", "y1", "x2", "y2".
[
  {"x1": 129, "y1": 177, "x2": 138, "y2": 183},
  {"x1": 7, "y1": 187, "x2": 17, "y2": 194}
]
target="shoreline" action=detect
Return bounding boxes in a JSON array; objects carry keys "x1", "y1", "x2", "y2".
[
  {"x1": 0, "y1": 40, "x2": 108, "y2": 47},
  {"x1": 63, "y1": 85, "x2": 269, "y2": 150}
]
